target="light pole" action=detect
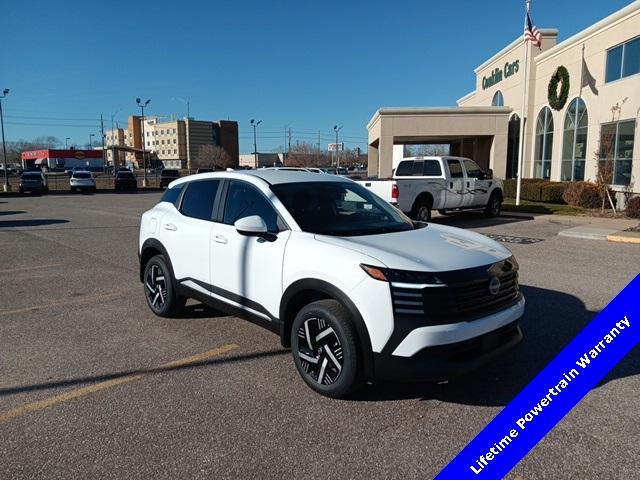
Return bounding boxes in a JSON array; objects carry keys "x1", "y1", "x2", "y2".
[
  {"x1": 110, "y1": 109, "x2": 121, "y2": 166},
  {"x1": 250, "y1": 119, "x2": 261, "y2": 169},
  {"x1": 89, "y1": 134, "x2": 95, "y2": 149},
  {"x1": 0, "y1": 89, "x2": 9, "y2": 192},
  {"x1": 65, "y1": 137, "x2": 70, "y2": 149},
  {"x1": 333, "y1": 125, "x2": 343, "y2": 169},
  {"x1": 136, "y1": 98, "x2": 151, "y2": 186}
]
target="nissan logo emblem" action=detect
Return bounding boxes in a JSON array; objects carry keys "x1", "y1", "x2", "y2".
[{"x1": 489, "y1": 276, "x2": 501, "y2": 295}]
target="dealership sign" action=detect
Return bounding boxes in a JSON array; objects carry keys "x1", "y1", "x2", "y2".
[{"x1": 482, "y1": 60, "x2": 519, "y2": 90}]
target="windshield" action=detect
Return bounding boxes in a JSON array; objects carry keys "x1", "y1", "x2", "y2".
[
  {"x1": 271, "y1": 181, "x2": 414, "y2": 236},
  {"x1": 117, "y1": 172, "x2": 134, "y2": 178}
]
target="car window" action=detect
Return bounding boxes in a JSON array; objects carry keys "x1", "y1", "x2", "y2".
[
  {"x1": 159, "y1": 183, "x2": 185, "y2": 207},
  {"x1": 463, "y1": 159, "x2": 483, "y2": 179},
  {"x1": 162, "y1": 170, "x2": 179, "y2": 177},
  {"x1": 395, "y1": 161, "x2": 413, "y2": 176},
  {"x1": 180, "y1": 180, "x2": 220, "y2": 220},
  {"x1": 74, "y1": 172, "x2": 91, "y2": 179},
  {"x1": 447, "y1": 159, "x2": 464, "y2": 178},
  {"x1": 22, "y1": 173, "x2": 42, "y2": 179},
  {"x1": 411, "y1": 161, "x2": 424, "y2": 176},
  {"x1": 423, "y1": 160, "x2": 442, "y2": 176},
  {"x1": 223, "y1": 181, "x2": 280, "y2": 232}
]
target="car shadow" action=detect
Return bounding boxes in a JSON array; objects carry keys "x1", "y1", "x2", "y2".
[
  {"x1": 0, "y1": 219, "x2": 69, "y2": 228},
  {"x1": 430, "y1": 212, "x2": 532, "y2": 229},
  {"x1": 175, "y1": 303, "x2": 230, "y2": 319},
  {"x1": 349, "y1": 284, "x2": 639, "y2": 405}
]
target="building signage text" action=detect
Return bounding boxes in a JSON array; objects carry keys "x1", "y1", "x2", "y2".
[{"x1": 482, "y1": 60, "x2": 519, "y2": 90}]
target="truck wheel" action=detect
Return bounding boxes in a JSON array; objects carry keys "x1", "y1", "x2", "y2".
[
  {"x1": 413, "y1": 199, "x2": 432, "y2": 222},
  {"x1": 484, "y1": 192, "x2": 502, "y2": 218},
  {"x1": 291, "y1": 299, "x2": 363, "y2": 398}
]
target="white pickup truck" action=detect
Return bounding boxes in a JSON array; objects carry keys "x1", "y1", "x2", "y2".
[{"x1": 356, "y1": 156, "x2": 504, "y2": 221}]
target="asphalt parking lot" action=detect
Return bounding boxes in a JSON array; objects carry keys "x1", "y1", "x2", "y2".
[{"x1": 0, "y1": 193, "x2": 638, "y2": 479}]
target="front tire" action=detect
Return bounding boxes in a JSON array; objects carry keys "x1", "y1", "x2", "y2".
[
  {"x1": 143, "y1": 254, "x2": 186, "y2": 317},
  {"x1": 484, "y1": 192, "x2": 502, "y2": 217},
  {"x1": 291, "y1": 299, "x2": 363, "y2": 398}
]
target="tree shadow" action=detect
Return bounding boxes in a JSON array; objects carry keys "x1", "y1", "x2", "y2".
[
  {"x1": 350, "y1": 284, "x2": 639, "y2": 405},
  {"x1": 0, "y1": 219, "x2": 69, "y2": 228},
  {"x1": 0, "y1": 210, "x2": 27, "y2": 216}
]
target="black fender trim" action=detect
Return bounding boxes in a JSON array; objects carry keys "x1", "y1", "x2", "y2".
[
  {"x1": 279, "y1": 279, "x2": 374, "y2": 379},
  {"x1": 139, "y1": 238, "x2": 174, "y2": 283}
]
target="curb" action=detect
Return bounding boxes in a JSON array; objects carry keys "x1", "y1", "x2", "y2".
[{"x1": 607, "y1": 232, "x2": 640, "y2": 244}]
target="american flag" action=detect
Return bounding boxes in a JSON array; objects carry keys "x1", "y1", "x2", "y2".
[{"x1": 524, "y1": 11, "x2": 542, "y2": 48}]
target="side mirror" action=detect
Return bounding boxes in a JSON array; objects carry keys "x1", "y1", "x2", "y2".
[
  {"x1": 485, "y1": 169, "x2": 494, "y2": 180},
  {"x1": 234, "y1": 215, "x2": 268, "y2": 237}
]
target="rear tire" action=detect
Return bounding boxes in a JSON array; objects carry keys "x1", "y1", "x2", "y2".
[
  {"x1": 143, "y1": 254, "x2": 187, "y2": 317},
  {"x1": 437, "y1": 209, "x2": 447, "y2": 215},
  {"x1": 291, "y1": 299, "x2": 363, "y2": 398},
  {"x1": 413, "y1": 198, "x2": 432, "y2": 222},
  {"x1": 484, "y1": 192, "x2": 502, "y2": 218}
]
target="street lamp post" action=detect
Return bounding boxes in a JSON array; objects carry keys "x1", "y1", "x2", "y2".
[
  {"x1": 136, "y1": 98, "x2": 151, "y2": 186},
  {"x1": 1, "y1": 89, "x2": 10, "y2": 192},
  {"x1": 65, "y1": 137, "x2": 70, "y2": 149},
  {"x1": 89, "y1": 134, "x2": 95, "y2": 149},
  {"x1": 250, "y1": 119, "x2": 262, "y2": 169},
  {"x1": 110, "y1": 109, "x2": 121, "y2": 166},
  {"x1": 333, "y1": 125, "x2": 343, "y2": 169}
]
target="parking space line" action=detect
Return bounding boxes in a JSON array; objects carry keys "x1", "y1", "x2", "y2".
[
  {"x1": 0, "y1": 291, "x2": 125, "y2": 316},
  {"x1": 0, "y1": 263, "x2": 63, "y2": 274},
  {"x1": 0, "y1": 343, "x2": 239, "y2": 423}
]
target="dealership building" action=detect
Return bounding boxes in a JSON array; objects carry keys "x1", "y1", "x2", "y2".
[{"x1": 367, "y1": 2, "x2": 639, "y2": 199}]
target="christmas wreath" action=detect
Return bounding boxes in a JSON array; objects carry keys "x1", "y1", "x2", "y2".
[{"x1": 548, "y1": 66, "x2": 570, "y2": 111}]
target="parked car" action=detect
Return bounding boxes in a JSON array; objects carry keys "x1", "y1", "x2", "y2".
[
  {"x1": 159, "y1": 169, "x2": 180, "y2": 189},
  {"x1": 196, "y1": 168, "x2": 214, "y2": 174},
  {"x1": 19, "y1": 171, "x2": 48, "y2": 194},
  {"x1": 355, "y1": 156, "x2": 503, "y2": 221},
  {"x1": 70, "y1": 171, "x2": 96, "y2": 193},
  {"x1": 114, "y1": 171, "x2": 138, "y2": 191},
  {"x1": 139, "y1": 170, "x2": 524, "y2": 398},
  {"x1": 113, "y1": 166, "x2": 131, "y2": 177}
]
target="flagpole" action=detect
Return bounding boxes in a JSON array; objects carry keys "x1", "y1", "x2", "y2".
[{"x1": 515, "y1": 0, "x2": 531, "y2": 206}]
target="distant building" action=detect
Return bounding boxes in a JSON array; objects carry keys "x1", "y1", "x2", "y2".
[
  {"x1": 105, "y1": 116, "x2": 239, "y2": 170},
  {"x1": 21, "y1": 149, "x2": 104, "y2": 170},
  {"x1": 239, "y1": 153, "x2": 285, "y2": 169}
]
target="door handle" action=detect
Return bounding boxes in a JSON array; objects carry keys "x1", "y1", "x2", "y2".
[
  {"x1": 163, "y1": 223, "x2": 177, "y2": 231},
  {"x1": 467, "y1": 181, "x2": 470, "y2": 188},
  {"x1": 214, "y1": 234, "x2": 228, "y2": 244},
  {"x1": 450, "y1": 182, "x2": 454, "y2": 189}
]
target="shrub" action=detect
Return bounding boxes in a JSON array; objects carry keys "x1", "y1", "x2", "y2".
[
  {"x1": 503, "y1": 178, "x2": 554, "y2": 201},
  {"x1": 626, "y1": 196, "x2": 640, "y2": 219},
  {"x1": 540, "y1": 182, "x2": 568, "y2": 204},
  {"x1": 562, "y1": 181, "x2": 601, "y2": 208}
]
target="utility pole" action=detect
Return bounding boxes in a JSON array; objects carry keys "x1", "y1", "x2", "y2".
[
  {"x1": 65, "y1": 137, "x2": 70, "y2": 149},
  {"x1": 110, "y1": 109, "x2": 121, "y2": 166},
  {"x1": 0, "y1": 89, "x2": 9, "y2": 192},
  {"x1": 100, "y1": 114, "x2": 106, "y2": 171},
  {"x1": 288, "y1": 127, "x2": 292, "y2": 160},
  {"x1": 334, "y1": 125, "x2": 343, "y2": 169},
  {"x1": 137, "y1": 98, "x2": 151, "y2": 186},
  {"x1": 317, "y1": 130, "x2": 320, "y2": 165},
  {"x1": 250, "y1": 119, "x2": 261, "y2": 168},
  {"x1": 89, "y1": 134, "x2": 95, "y2": 150}
]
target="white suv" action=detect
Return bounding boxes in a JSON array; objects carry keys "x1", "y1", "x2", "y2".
[{"x1": 139, "y1": 170, "x2": 524, "y2": 397}]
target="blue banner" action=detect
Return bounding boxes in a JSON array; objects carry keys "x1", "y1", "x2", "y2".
[{"x1": 435, "y1": 274, "x2": 640, "y2": 479}]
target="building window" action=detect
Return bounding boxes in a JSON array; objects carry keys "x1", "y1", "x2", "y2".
[
  {"x1": 173, "y1": 128, "x2": 176, "y2": 134},
  {"x1": 561, "y1": 98, "x2": 588, "y2": 181},
  {"x1": 491, "y1": 91, "x2": 504, "y2": 107},
  {"x1": 605, "y1": 36, "x2": 640, "y2": 82},
  {"x1": 534, "y1": 107, "x2": 554, "y2": 179},
  {"x1": 600, "y1": 119, "x2": 635, "y2": 186}
]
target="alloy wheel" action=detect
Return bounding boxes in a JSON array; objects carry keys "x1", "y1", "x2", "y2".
[
  {"x1": 145, "y1": 263, "x2": 167, "y2": 310},
  {"x1": 296, "y1": 317, "x2": 343, "y2": 385}
]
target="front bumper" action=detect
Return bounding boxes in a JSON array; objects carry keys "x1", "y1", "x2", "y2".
[{"x1": 373, "y1": 320, "x2": 523, "y2": 382}]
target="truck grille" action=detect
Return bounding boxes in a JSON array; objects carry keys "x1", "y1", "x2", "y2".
[{"x1": 390, "y1": 261, "x2": 521, "y2": 324}]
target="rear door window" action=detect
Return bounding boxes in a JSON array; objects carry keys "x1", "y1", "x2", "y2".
[
  {"x1": 447, "y1": 159, "x2": 464, "y2": 178},
  {"x1": 180, "y1": 180, "x2": 220, "y2": 220}
]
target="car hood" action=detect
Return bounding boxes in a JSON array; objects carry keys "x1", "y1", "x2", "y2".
[{"x1": 315, "y1": 223, "x2": 512, "y2": 272}]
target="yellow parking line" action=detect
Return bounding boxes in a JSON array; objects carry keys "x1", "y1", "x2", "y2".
[
  {"x1": 0, "y1": 291, "x2": 124, "y2": 316},
  {"x1": 0, "y1": 343, "x2": 239, "y2": 423},
  {"x1": 0, "y1": 263, "x2": 63, "y2": 274}
]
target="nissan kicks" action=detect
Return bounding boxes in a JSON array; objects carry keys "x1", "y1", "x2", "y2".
[{"x1": 139, "y1": 170, "x2": 524, "y2": 398}]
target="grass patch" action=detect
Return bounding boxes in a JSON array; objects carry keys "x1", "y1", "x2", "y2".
[{"x1": 503, "y1": 197, "x2": 584, "y2": 216}]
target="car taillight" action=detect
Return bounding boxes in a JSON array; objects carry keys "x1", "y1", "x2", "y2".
[{"x1": 391, "y1": 184, "x2": 399, "y2": 200}]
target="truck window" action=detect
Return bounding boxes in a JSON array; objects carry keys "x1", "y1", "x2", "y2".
[
  {"x1": 423, "y1": 160, "x2": 442, "y2": 176},
  {"x1": 463, "y1": 159, "x2": 483, "y2": 178},
  {"x1": 411, "y1": 161, "x2": 424, "y2": 176},
  {"x1": 395, "y1": 161, "x2": 413, "y2": 176},
  {"x1": 447, "y1": 159, "x2": 464, "y2": 178}
]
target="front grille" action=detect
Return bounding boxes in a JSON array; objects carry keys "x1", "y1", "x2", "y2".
[{"x1": 390, "y1": 262, "x2": 521, "y2": 324}]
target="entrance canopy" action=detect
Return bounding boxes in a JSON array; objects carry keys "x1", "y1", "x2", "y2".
[{"x1": 367, "y1": 107, "x2": 512, "y2": 178}]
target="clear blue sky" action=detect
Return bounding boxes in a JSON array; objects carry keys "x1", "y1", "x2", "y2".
[{"x1": 2, "y1": 0, "x2": 633, "y2": 153}]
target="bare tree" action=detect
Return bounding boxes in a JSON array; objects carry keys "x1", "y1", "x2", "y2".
[
  {"x1": 594, "y1": 102, "x2": 625, "y2": 214},
  {"x1": 194, "y1": 144, "x2": 233, "y2": 170}
]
